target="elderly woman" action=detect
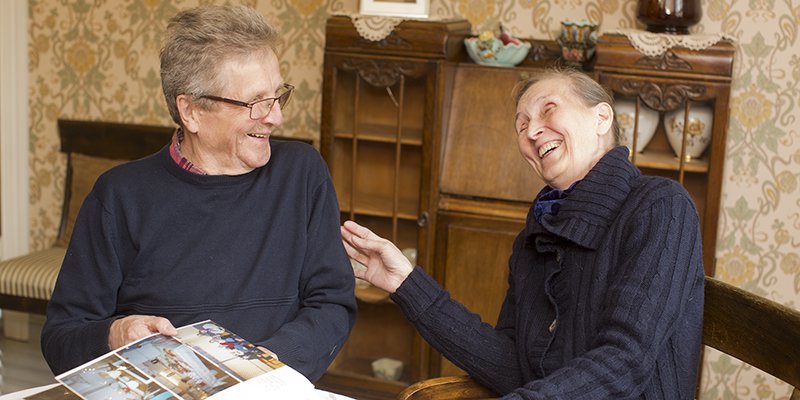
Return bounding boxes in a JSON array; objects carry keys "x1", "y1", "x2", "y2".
[
  {"x1": 42, "y1": 5, "x2": 355, "y2": 381},
  {"x1": 342, "y1": 69, "x2": 704, "y2": 398}
]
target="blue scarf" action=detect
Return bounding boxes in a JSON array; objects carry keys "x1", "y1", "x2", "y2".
[{"x1": 533, "y1": 182, "x2": 578, "y2": 223}]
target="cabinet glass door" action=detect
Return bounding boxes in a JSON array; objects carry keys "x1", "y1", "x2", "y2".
[
  {"x1": 601, "y1": 73, "x2": 730, "y2": 275},
  {"x1": 323, "y1": 55, "x2": 431, "y2": 396}
]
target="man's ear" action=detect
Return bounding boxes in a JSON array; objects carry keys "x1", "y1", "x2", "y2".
[
  {"x1": 176, "y1": 94, "x2": 201, "y2": 134},
  {"x1": 594, "y1": 102, "x2": 614, "y2": 137}
]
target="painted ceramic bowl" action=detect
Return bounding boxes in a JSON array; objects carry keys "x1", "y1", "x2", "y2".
[
  {"x1": 464, "y1": 37, "x2": 531, "y2": 68},
  {"x1": 664, "y1": 104, "x2": 713, "y2": 160},
  {"x1": 615, "y1": 99, "x2": 659, "y2": 153}
]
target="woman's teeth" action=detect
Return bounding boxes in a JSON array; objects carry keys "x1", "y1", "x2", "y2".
[
  {"x1": 248, "y1": 133, "x2": 267, "y2": 139},
  {"x1": 538, "y1": 142, "x2": 560, "y2": 158}
]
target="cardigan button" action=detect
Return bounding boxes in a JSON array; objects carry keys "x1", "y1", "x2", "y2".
[{"x1": 548, "y1": 319, "x2": 557, "y2": 332}]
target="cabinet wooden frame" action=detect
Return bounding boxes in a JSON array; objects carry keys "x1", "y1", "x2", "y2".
[
  {"x1": 320, "y1": 52, "x2": 434, "y2": 399},
  {"x1": 319, "y1": 16, "x2": 470, "y2": 400},
  {"x1": 593, "y1": 33, "x2": 735, "y2": 275},
  {"x1": 320, "y1": 21, "x2": 734, "y2": 396},
  {"x1": 429, "y1": 211, "x2": 525, "y2": 376}
]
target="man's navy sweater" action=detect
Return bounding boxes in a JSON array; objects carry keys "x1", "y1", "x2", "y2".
[
  {"x1": 392, "y1": 147, "x2": 705, "y2": 399},
  {"x1": 41, "y1": 141, "x2": 356, "y2": 381}
]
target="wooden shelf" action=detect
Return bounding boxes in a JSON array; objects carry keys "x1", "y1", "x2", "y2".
[
  {"x1": 632, "y1": 150, "x2": 709, "y2": 173},
  {"x1": 321, "y1": 15, "x2": 474, "y2": 398},
  {"x1": 339, "y1": 192, "x2": 419, "y2": 220},
  {"x1": 334, "y1": 123, "x2": 423, "y2": 146},
  {"x1": 355, "y1": 283, "x2": 392, "y2": 304},
  {"x1": 328, "y1": 356, "x2": 410, "y2": 385}
]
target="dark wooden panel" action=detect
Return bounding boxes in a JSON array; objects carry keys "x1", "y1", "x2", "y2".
[
  {"x1": 440, "y1": 64, "x2": 546, "y2": 203},
  {"x1": 433, "y1": 212, "x2": 523, "y2": 377},
  {"x1": 595, "y1": 34, "x2": 735, "y2": 80},
  {"x1": 58, "y1": 119, "x2": 312, "y2": 161},
  {"x1": 325, "y1": 15, "x2": 470, "y2": 60},
  {"x1": 58, "y1": 119, "x2": 174, "y2": 160},
  {"x1": 0, "y1": 294, "x2": 49, "y2": 314}
]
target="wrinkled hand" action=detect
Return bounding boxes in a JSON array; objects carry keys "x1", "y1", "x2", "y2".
[
  {"x1": 341, "y1": 220, "x2": 414, "y2": 294},
  {"x1": 108, "y1": 315, "x2": 177, "y2": 350}
]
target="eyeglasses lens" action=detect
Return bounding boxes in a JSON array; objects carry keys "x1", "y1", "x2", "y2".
[{"x1": 250, "y1": 88, "x2": 293, "y2": 120}]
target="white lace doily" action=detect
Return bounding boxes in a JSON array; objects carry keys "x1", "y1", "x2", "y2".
[
  {"x1": 607, "y1": 29, "x2": 735, "y2": 57},
  {"x1": 334, "y1": 12, "x2": 442, "y2": 42}
]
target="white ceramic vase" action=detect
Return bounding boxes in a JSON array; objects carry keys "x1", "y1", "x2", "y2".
[
  {"x1": 664, "y1": 104, "x2": 713, "y2": 160},
  {"x1": 615, "y1": 100, "x2": 659, "y2": 153}
]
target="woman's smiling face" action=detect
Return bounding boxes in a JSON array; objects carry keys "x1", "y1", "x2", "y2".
[{"x1": 514, "y1": 76, "x2": 614, "y2": 190}]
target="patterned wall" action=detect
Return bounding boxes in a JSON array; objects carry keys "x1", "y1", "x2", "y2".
[{"x1": 27, "y1": 0, "x2": 799, "y2": 397}]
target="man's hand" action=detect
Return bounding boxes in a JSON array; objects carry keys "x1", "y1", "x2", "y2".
[{"x1": 108, "y1": 315, "x2": 177, "y2": 349}]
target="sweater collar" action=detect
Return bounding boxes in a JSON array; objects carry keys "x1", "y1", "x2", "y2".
[{"x1": 526, "y1": 146, "x2": 640, "y2": 250}]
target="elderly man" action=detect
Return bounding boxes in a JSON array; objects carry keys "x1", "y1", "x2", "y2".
[{"x1": 42, "y1": 5, "x2": 356, "y2": 382}]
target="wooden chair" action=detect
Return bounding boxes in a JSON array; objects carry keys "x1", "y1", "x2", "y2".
[
  {"x1": 398, "y1": 376, "x2": 496, "y2": 400},
  {"x1": 397, "y1": 276, "x2": 800, "y2": 399},
  {"x1": 703, "y1": 276, "x2": 800, "y2": 399}
]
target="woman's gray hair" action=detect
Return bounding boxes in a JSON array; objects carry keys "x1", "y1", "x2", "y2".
[
  {"x1": 514, "y1": 67, "x2": 621, "y2": 145},
  {"x1": 160, "y1": 5, "x2": 282, "y2": 125}
]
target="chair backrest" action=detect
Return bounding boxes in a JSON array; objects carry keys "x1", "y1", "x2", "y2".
[
  {"x1": 55, "y1": 119, "x2": 173, "y2": 247},
  {"x1": 702, "y1": 276, "x2": 800, "y2": 397},
  {"x1": 54, "y1": 119, "x2": 313, "y2": 247}
]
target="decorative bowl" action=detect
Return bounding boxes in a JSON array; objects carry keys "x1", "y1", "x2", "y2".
[
  {"x1": 464, "y1": 37, "x2": 531, "y2": 68},
  {"x1": 615, "y1": 99, "x2": 659, "y2": 153},
  {"x1": 664, "y1": 104, "x2": 713, "y2": 160}
]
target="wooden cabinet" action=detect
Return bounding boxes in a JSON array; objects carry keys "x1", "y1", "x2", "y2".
[
  {"x1": 320, "y1": 20, "x2": 733, "y2": 395},
  {"x1": 593, "y1": 34, "x2": 735, "y2": 275},
  {"x1": 318, "y1": 16, "x2": 470, "y2": 400},
  {"x1": 427, "y1": 60, "x2": 554, "y2": 378}
]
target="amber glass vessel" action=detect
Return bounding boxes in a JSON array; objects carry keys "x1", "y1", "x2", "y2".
[{"x1": 637, "y1": 0, "x2": 702, "y2": 34}]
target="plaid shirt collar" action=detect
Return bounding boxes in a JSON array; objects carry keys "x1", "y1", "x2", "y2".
[{"x1": 169, "y1": 128, "x2": 207, "y2": 175}]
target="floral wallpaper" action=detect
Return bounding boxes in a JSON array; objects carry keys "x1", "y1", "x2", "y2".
[{"x1": 26, "y1": 0, "x2": 799, "y2": 398}]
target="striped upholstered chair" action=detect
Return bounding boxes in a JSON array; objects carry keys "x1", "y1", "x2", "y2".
[{"x1": 0, "y1": 119, "x2": 172, "y2": 340}]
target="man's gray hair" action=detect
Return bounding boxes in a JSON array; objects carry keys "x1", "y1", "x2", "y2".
[{"x1": 160, "y1": 5, "x2": 282, "y2": 125}]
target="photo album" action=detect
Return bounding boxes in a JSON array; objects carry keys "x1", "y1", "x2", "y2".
[{"x1": 25, "y1": 320, "x2": 353, "y2": 400}]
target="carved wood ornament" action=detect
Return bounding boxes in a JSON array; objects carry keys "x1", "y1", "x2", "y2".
[
  {"x1": 635, "y1": 50, "x2": 692, "y2": 71},
  {"x1": 340, "y1": 58, "x2": 425, "y2": 87},
  {"x1": 615, "y1": 80, "x2": 708, "y2": 112},
  {"x1": 353, "y1": 32, "x2": 412, "y2": 51}
]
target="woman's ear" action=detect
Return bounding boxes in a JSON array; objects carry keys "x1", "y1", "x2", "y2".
[
  {"x1": 176, "y1": 94, "x2": 201, "y2": 134},
  {"x1": 594, "y1": 102, "x2": 614, "y2": 137}
]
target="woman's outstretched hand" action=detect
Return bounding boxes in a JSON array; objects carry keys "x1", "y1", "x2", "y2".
[{"x1": 341, "y1": 220, "x2": 414, "y2": 294}]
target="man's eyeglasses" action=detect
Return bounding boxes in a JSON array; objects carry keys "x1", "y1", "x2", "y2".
[{"x1": 200, "y1": 83, "x2": 294, "y2": 120}]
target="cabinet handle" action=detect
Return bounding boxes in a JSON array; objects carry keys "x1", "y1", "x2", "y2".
[{"x1": 417, "y1": 212, "x2": 429, "y2": 227}]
